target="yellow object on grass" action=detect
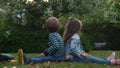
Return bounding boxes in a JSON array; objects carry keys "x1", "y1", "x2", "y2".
[{"x1": 17, "y1": 49, "x2": 24, "y2": 64}]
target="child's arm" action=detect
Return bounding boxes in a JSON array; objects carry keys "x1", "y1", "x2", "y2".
[
  {"x1": 70, "y1": 39, "x2": 84, "y2": 57},
  {"x1": 39, "y1": 53, "x2": 45, "y2": 57},
  {"x1": 81, "y1": 52, "x2": 89, "y2": 57},
  {"x1": 43, "y1": 36, "x2": 59, "y2": 56}
]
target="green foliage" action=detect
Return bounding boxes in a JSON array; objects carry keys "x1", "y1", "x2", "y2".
[
  {"x1": 82, "y1": 23, "x2": 120, "y2": 50},
  {"x1": 81, "y1": 34, "x2": 92, "y2": 52},
  {"x1": 0, "y1": 0, "x2": 120, "y2": 52},
  {"x1": 0, "y1": 0, "x2": 50, "y2": 52},
  {"x1": 0, "y1": 27, "x2": 48, "y2": 53}
]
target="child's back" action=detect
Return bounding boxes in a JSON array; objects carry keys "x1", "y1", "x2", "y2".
[
  {"x1": 17, "y1": 17, "x2": 65, "y2": 64},
  {"x1": 48, "y1": 32, "x2": 64, "y2": 59}
]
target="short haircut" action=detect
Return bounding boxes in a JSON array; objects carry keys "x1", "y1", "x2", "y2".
[{"x1": 45, "y1": 17, "x2": 59, "y2": 33}]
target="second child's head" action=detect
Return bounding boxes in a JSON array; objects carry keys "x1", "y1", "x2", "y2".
[
  {"x1": 45, "y1": 17, "x2": 59, "y2": 33},
  {"x1": 63, "y1": 17, "x2": 82, "y2": 43}
]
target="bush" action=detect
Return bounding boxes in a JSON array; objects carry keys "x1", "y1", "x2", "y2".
[
  {"x1": 81, "y1": 34, "x2": 92, "y2": 52},
  {"x1": 0, "y1": 0, "x2": 120, "y2": 52},
  {"x1": 0, "y1": 26, "x2": 49, "y2": 53}
]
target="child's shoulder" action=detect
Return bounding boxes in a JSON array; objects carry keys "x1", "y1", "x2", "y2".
[
  {"x1": 72, "y1": 34, "x2": 80, "y2": 39},
  {"x1": 49, "y1": 32, "x2": 60, "y2": 38},
  {"x1": 50, "y1": 32, "x2": 59, "y2": 36}
]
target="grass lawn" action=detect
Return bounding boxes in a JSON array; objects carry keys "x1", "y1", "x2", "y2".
[{"x1": 0, "y1": 51, "x2": 120, "y2": 68}]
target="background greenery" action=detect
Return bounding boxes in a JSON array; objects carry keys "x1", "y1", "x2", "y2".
[{"x1": 0, "y1": 0, "x2": 120, "y2": 52}]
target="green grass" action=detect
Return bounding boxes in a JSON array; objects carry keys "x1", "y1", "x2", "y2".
[{"x1": 0, "y1": 51, "x2": 120, "y2": 68}]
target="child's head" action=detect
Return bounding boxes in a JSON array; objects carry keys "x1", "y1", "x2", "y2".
[
  {"x1": 45, "y1": 17, "x2": 59, "y2": 33},
  {"x1": 63, "y1": 17, "x2": 82, "y2": 43}
]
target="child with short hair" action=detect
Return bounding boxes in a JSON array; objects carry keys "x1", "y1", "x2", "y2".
[
  {"x1": 63, "y1": 17, "x2": 120, "y2": 65},
  {"x1": 17, "y1": 17, "x2": 65, "y2": 64}
]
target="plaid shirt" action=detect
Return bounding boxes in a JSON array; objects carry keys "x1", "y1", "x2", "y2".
[{"x1": 43, "y1": 32, "x2": 65, "y2": 59}]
